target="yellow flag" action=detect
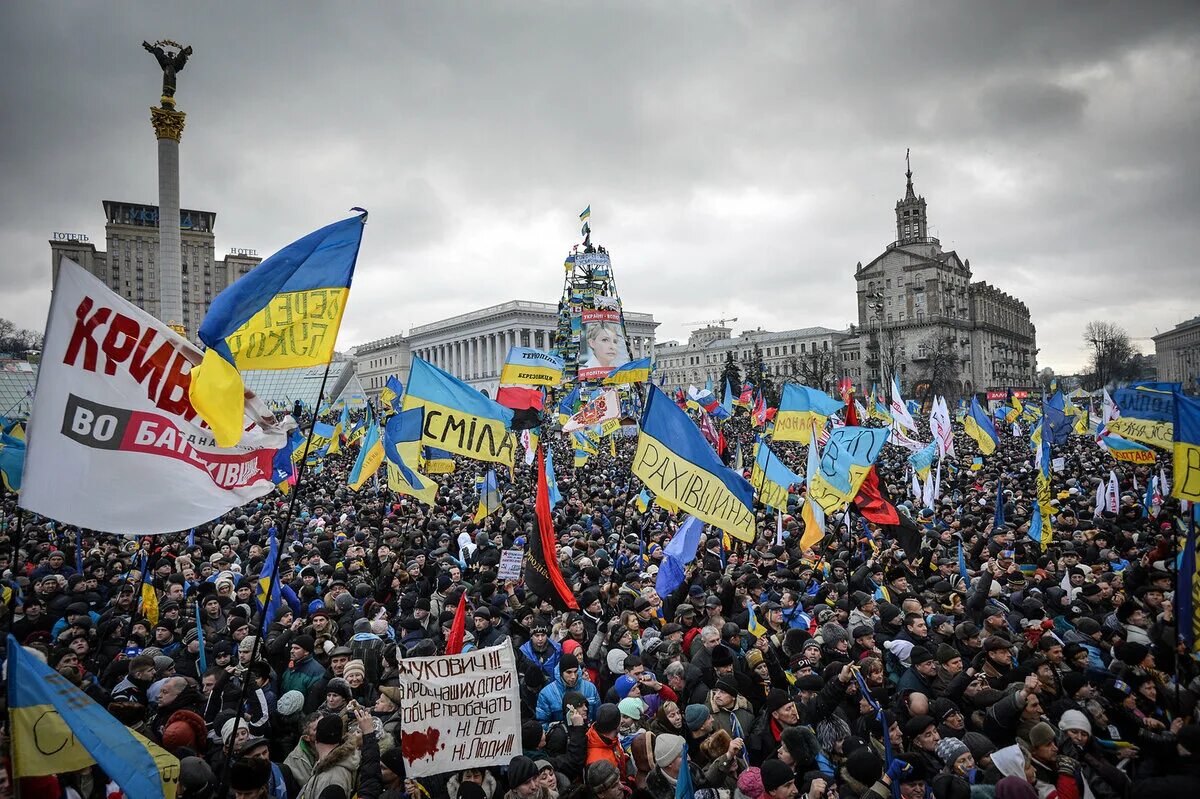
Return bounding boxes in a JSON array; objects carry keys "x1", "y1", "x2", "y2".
[{"x1": 140, "y1": 581, "x2": 159, "y2": 626}]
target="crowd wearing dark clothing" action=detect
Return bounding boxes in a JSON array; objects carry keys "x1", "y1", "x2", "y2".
[{"x1": 1, "y1": 403, "x2": 1197, "y2": 799}]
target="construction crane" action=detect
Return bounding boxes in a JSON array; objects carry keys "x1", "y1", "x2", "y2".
[{"x1": 683, "y1": 316, "x2": 738, "y2": 328}]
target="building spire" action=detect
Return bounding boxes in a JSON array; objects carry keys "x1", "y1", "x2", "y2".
[{"x1": 905, "y1": 147, "x2": 915, "y2": 200}]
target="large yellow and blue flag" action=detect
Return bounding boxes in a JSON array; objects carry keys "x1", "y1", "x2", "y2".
[
  {"x1": 348, "y1": 407, "x2": 384, "y2": 492},
  {"x1": 799, "y1": 428, "x2": 827, "y2": 551},
  {"x1": 473, "y1": 469, "x2": 502, "y2": 522},
  {"x1": 190, "y1": 212, "x2": 367, "y2": 447},
  {"x1": 751, "y1": 438, "x2": 801, "y2": 511},
  {"x1": 500, "y1": 347, "x2": 564, "y2": 386},
  {"x1": 634, "y1": 385, "x2": 755, "y2": 542},
  {"x1": 964, "y1": 397, "x2": 999, "y2": 455},
  {"x1": 7, "y1": 634, "x2": 179, "y2": 797},
  {"x1": 1172, "y1": 391, "x2": 1200, "y2": 503},
  {"x1": 746, "y1": 600, "x2": 767, "y2": 638},
  {"x1": 379, "y1": 376, "x2": 404, "y2": 417},
  {"x1": 602, "y1": 357, "x2": 652, "y2": 385},
  {"x1": 384, "y1": 407, "x2": 440, "y2": 506},
  {"x1": 1029, "y1": 419, "x2": 1053, "y2": 549},
  {"x1": 807, "y1": 425, "x2": 890, "y2": 514},
  {"x1": 403, "y1": 357, "x2": 515, "y2": 467},
  {"x1": 0, "y1": 430, "x2": 25, "y2": 492},
  {"x1": 774, "y1": 384, "x2": 844, "y2": 445}
]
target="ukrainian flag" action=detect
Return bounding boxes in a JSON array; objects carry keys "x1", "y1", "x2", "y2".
[
  {"x1": 545, "y1": 447, "x2": 563, "y2": 507},
  {"x1": 751, "y1": 439, "x2": 801, "y2": 512},
  {"x1": 579, "y1": 205, "x2": 591, "y2": 222},
  {"x1": 380, "y1": 376, "x2": 404, "y2": 416},
  {"x1": 500, "y1": 346, "x2": 564, "y2": 386},
  {"x1": 799, "y1": 430, "x2": 827, "y2": 551},
  {"x1": 190, "y1": 212, "x2": 367, "y2": 447},
  {"x1": 1098, "y1": 430, "x2": 1155, "y2": 464},
  {"x1": 602, "y1": 357, "x2": 652, "y2": 385},
  {"x1": 256, "y1": 531, "x2": 283, "y2": 627},
  {"x1": 634, "y1": 385, "x2": 755, "y2": 542},
  {"x1": 774, "y1": 384, "x2": 844, "y2": 445},
  {"x1": 964, "y1": 397, "x2": 999, "y2": 456},
  {"x1": 1029, "y1": 419, "x2": 1053, "y2": 549},
  {"x1": 0, "y1": 431, "x2": 25, "y2": 492},
  {"x1": 384, "y1": 407, "x2": 439, "y2": 506},
  {"x1": 473, "y1": 469, "x2": 502, "y2": 522},
  {"x1": 635, "y1": 488, "x2": 651, "y2": 513},
  {"x1": 7, "y1": 634, "x2": 178, "y2": 798},
  {"x1": 746, "y1": 600, "x2": 767, "y2": 638},
  {"x1": 423, "y1": 446, "x2": 456, "y2": 474},
  {"x1": 403, "y1": 357, "x2": 515, "y2": 467},
  {"x1": 557, "y1": 384, "x2": 581, "y2": 425},
  {"x1": 1178, "y1": 507, "x2": 1199, "y2": 652},
  {"x1": 348, "y1": 408, "x2": 384, "y2": 492},
  {"x1": 1172, "y1": 391, "x2": 1200, "y2": 502}
]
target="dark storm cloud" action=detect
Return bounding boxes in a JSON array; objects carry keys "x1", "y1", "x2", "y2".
[{"x1": 1, "y1": 2, "x2": 1197, "y2": 371}]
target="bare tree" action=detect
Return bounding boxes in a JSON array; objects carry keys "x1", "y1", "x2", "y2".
[
  {"x1": 787, "y1": 348, "x2": 837, "y2": 392},
  {"x1": 0, "y1": 318, "x2": 42, "y2": 356},
  {"x1": 1082, "y1": 321, "x2": 1139, "y2": 390},
  {"x1": 921, "y1": 334, "x2": 961, "y2": 401}
]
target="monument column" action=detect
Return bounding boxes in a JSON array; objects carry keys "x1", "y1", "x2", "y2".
[{"x1": 144, "y1": 39, "x2": 192, "y2": 335}]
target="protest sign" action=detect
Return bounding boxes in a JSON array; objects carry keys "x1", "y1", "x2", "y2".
[
  {"x1": 1052, "y1": 457, "x2": 1065, "y2": 473},
  {"x1": 498, "y1": 549, "x2": 524, "y2": 580},
  {"x1": 396, "y1": 645, "x2": 522, "y2": 777},
  {"x1": 19, "y1": 258, "x2": 288, "y2": 534}
]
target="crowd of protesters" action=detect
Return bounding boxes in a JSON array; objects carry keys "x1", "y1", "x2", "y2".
[{"x1": 0, "y1": 401, "x2": 1197, "y2": 799}]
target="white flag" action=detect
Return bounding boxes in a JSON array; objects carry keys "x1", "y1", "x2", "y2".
[
  {"x1": 1106, "y1": 470, "x2": 1120, "y2": 514},
  {"x1": 19, "y1": 258, "x2": 289, "y2": 534},
  {"x1": 561, "y1": 388, "x2": 620, "y2": 433},
  {"x1": 890, "y1": 376, "x2": 916, "y2": 432}
]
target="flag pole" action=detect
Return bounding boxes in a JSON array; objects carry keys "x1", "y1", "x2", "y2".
[{"x1": 216, "y1": 359, "x2": 335, "y2": 796}]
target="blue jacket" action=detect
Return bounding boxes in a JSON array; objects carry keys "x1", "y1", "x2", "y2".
[
  {"x1": 536, "y1": 663, "x2": 600, "y2": 729},
  {"x1": 519, "y1": 638, "x2": 562, "y2": 682}
]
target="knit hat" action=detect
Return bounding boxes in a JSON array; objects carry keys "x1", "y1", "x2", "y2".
[
  {"x1": 507, "y1": 755, "x2": 539, "y2": 788},
  {"x1": 684, "y1": 704, "x2": 711, "y2": 732},
  {"x1": 229, "y1": 758, "x2": 270, "y2": 791},
  {"x1": 737, "y1": 767, "x2": 765, "y2": 799},
  {"x1": 292, "y1": 634, "x2": 315, "y2": 653},
  {"x1": 559, "y1": 652, "x2": 580, "y2": 672},
  {"x1": 1061, "y1": 672, "x2": 1089, "y2": 698},
  {"x1": 1114, "y1": 641, "x2": 1149, "y2": 665},
  {"x1": 936, "y1": 644, "x2": 960, "y2": 664},
  {"x1": 325, "y1": 677, "x2": 352, "y2": 699},
  {"x1": 586, "y1": 760, "x2": 622, "y2": 792},
  {"x1": 619, "y1": 697, "x2": 645, "y2": 720},
  {"x1": 1028, "y1": 721, "x2": 1057, "y2": 749},
  {"x1": 277, "y1": 690, "x2": 305, "y2": 717},
  {"x1": 962, "y1": 732, "x2": 996, "y2": 762},
  {"x1": 936, "y1": 737, "x2": 970, "y2": 766},
  {"x1": 342, "y1": 659, "x2": 366, "y2": 681},
  {"x1": 1057, "y1": 710, "x2": 1091, "y2": 734},
  {"x1": 654, "y1": 733, "x2": 686, "y2": 768},
  {"x1": 746, "y1": 649, "x2": 765, "y2": 670},
  {"x1": 763, "y1": 689, "x2": 792, "y2": 714},
  {"x1": 845, "y1": 747, "x2": 883, "y2": 785},
  {"x1": 178, "y1": 756, "x2": 215, "y2": 793},
  {"x1": 315, "y1": 714, "x2": 345, "y2": 745},
  {"x1": 239, "y1": 635, "x2": 258, "y2": 653},
  {"x1": 910, "y1": 645, "x2": 935, "y2": 666},
  {"x1": 761, "y1": 759, "x2": 796, "y2": 792},
  {"x1": 161, "y1": 710, "x2": 207, "y2": 753},
  {"x1": 595, "y1": 703, "x2": 621, "y2": 735}
]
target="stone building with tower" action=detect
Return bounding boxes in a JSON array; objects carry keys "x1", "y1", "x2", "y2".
[{"x1": 835, "y1": 158, "x2": 1037, "y2": 399}]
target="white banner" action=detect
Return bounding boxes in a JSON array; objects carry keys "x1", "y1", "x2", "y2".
[
  {"x1": 19, "y1": 258, "x2": 289, "y2": 534},
  {"x1": 497, "y1": 549, "x2": 524, "y2": 581},
  {"x1": 561, "y1": 388, "x2": 620, "y2": 433},
  {"x1": 396, "y1": 645, "x2": 522, "y2": 777}
]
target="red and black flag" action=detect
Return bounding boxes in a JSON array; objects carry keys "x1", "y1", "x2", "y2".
[
  {"x1": 525, "y1": 447, "x2": 579, "y2": 611},
  {"x1": 853, "y1": 465, "x2": 900, "y2": 526}
]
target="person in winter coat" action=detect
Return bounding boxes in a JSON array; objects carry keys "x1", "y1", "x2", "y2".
[
  {"x1": 521, "y1": 619, "x2": 564, "y2": 682},
  {"x1": 296, "y1": 714, "x2": 361, "y2": 799},
  {"x1": 585, "y1": 705, "x2": 630, "y2": 779},
  {"x1": 281, "y1": 635, "x2": 326, "y2": 697},
  {"x1": 537, "y1": 652, "x2": 601, "y2": 728}
]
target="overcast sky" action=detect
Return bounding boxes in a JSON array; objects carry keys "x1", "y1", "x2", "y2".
[{"x1": 2, "y1": 2, "x2": 1198, "y2": 373}]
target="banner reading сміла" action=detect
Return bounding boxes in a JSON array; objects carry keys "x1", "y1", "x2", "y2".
[{"x1": 396, "y1": 645, "x2": 522, "y2": 777}]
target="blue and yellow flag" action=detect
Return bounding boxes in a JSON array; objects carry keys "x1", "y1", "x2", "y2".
[
  {"x1": 634, "y1": 385, "x2": 756, "y2": 542},
  {"x1": 348, "y1": 409, "x2": 384, "y2": 492},
  {"x1": 473, "y1": 469, "x2": 502, "y2": 522},
  {"x1": 1172, "y1": 391, "x2": 1200, "y2": 502},
  {"x1": 403, "y1": 357, "x2": 515, "y2": 467},
  {"x1": 256, "y1": 530, "x2": 283, "y2": 627},
  {"x1": 807, "y1": 425, "x2": 890, "y2": 513},
  {"x1": 0, "y1": 431, "x2": 25, "y2": 492},
  {"x1": 602, "y1": 357, "x2": 652, "y2": 385},
  {"x1": 1178, "y1": 505, "x2": 1199, "y2": 652},
  {"x1": 1029, "y1": 419, "x2": 1053, "y2": 549},
  {"x1": 383, "y1": 407, "x2": 439, "y2": 506},
  {"x1": 7, "y1": 634, "x2": 179, "y2": 797},
  {"x1": 545, "y1": 447, "x2": 563, "y2": 507},
  {"x1": 751, "y1": 439, "x2": 801, "y2": 511},
  {"x1": 635, "y1": 488, "x2": 651, "y2": 513},
  {"x1": 190, "y1": 213, "x2": 366, "y2": 446},
  {"x1": 501, "y1": 347, "x2": 564, "y2": 386},
  {"x1": 1097, "y1": 430, "x2": 1155, "y2": 464},
  {"x1": 379, "y1": 376, "x2": 404, "y2": 416},
  {"x1": 774, "y1": 384, "x2": 843, "y2": 444},
  {"x1": 423, "y1": 446, "x2": 456, "y2": 474},
  {"x1": 908, "y1": 440, "x2": 938, "y2": 481},
  {"x1": 746, "y1": 600, "x2": 767, "y2": 638},
  {"x1": 557, "y1": 384, "x2": 581, "y2": 425},
  {"x1": 964, "y1": 397, "x2": 999, "y2": 456}
]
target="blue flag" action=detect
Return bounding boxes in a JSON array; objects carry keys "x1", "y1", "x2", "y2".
[
  {"x1": 256, "y1": 529, "x2": 283, "y2": 629},
  {"x1": 655, "y1": 515, "x2": 705, "y2": 598}
]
